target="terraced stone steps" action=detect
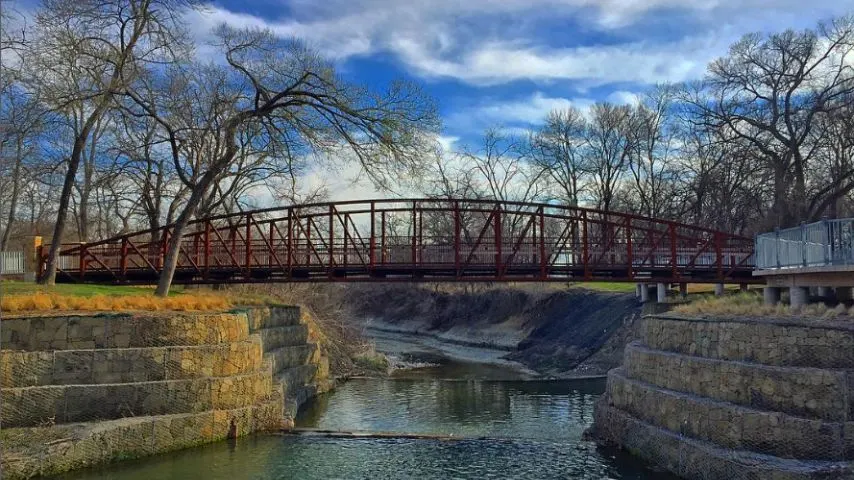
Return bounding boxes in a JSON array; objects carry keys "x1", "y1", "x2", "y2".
[
  {"x1": 593, "y1": 402, "x2": 854, "y2": 480},
  {"x1": 607, "y1": 368, "x2": 852, "y2": 461},
  {"x1": 241, "y1": 306, "x2": 302, "y2": 330},
  {"x1": 642, "y1": 315, "x2": 854, "y2": 368},
  {"x1": 2, "y1": 370, "x2": 276, "y2": 427},
  {"x1": 1, "y1": 313, "x2": 251, "y2": 351},
  {"x1": 258, "y1": 325, "x2": 310, "y2": 351},
  {"x1": 623, "y1": 341, "x2": 849, "y2": 421},
  {"x1": 2, "y1": 393, "x2": 285, "y2": 480},
  {"x1": 1, "y1": 339, "x2": 264, "y2": 387},
  {"x1": 264, "y1": 343, "x2": 318, "y2": 372}
]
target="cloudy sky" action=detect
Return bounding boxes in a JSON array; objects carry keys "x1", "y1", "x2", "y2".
[
  {"x1": 186, "y1": 0, "x2": 852, "y2": 148},
  {"x1": 178, "y1": 0, "x2": 852, "y2": 200},
  {"x1": 11, "y1": 0, "x2": 853, "y2": 202}
]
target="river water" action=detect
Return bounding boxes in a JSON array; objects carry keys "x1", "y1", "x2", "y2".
[{"x1": 60, "y1": 334, "x2": 674, "y2": 480}]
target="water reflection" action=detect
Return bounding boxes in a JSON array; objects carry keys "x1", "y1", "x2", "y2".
[
  {"x1": 298, "y1": 377, "x2": 603, "y2": 442},
  {"x1": 61, "y1": 367, "x2": 677, "y2": 480}
]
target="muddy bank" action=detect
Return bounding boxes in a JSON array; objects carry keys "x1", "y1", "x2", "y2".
[{"x1": 341, "y1": 284, "x2": 642, "y2": 377}]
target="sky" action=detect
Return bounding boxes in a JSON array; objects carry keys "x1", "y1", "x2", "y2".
[
  {"x1": 180, "y1": 0, "x2": 852, "y2": 201},
  {"x1": 9, "y1": 0, "x2": 854, "y2": 202},
  {"x1": 186, "y1": 1, "x2": 852, "y2": 146}
]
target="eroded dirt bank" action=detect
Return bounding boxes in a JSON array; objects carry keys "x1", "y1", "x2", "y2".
[{"x1": 340, "y1": 284, "x2": 642, "y2": 377}]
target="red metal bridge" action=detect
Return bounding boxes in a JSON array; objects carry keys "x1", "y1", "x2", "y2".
[{"x1": 42, "y1": 198, "x2": 757, "y2": 285}]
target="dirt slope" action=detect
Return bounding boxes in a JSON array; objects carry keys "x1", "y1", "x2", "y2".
[{"x1": 341, "y1": 284, "x2": 641, "y2": 377}]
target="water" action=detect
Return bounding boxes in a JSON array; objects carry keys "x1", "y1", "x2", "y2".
[{"x1": 60, "y1": 360, "x2": 673, "y2": 480}]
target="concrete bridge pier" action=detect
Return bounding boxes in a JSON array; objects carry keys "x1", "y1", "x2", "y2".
[
  {"x1": 838, "y1": 287, "x2": 853, "y2": 302},
  {"x1": 763, "y1": 287, "x2": 781, "y2": 305},
  {"x1": 656, "y1": 283, "x2": 667, "y2": 303},
  {"x1": 639, "y1": 284, "x2": 651, "y2": 303},
  {"x1": 714, "y1": 283, "x2": 725, "y2": 297},
  {"x1": 635, "y1": 284, "x2": 642, "y2": 298},
  {"x1": 817, "y1": 286, "x2": 833, "y2": 298},
  {"x1": 790, "y1": 286, "x2": 809, "y2": 308},
  {"x1": 679, "y1": 283, "x2": 688, "y2": 299}
]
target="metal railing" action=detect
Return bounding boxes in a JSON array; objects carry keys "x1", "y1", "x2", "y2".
[{"x1": 755, "y1": 218, "x2": 854, "y2": 270}]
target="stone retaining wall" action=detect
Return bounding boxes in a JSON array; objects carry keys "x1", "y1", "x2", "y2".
[
  {"x1": 1, "y1": 306, "x2": 332, "y2": 479},
  {"x1": 642, "y1": 315, "x2": 854, "y2": 368},
  {"x1": 1, "y1": 313, "x2": 249, "y2": 351},
  {"x1": 623, "y1": 342, "x2": 848, "y2": 421},
  {"x1": 1, "y1": 340, "x2": 264, "y2": 387},
  {"x1": 590, "y1": 314, "x2": 854, "y2": 479}
]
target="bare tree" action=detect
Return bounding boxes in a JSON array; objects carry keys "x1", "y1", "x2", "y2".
[
  {"x1": 684, "y1": 16, "x2": 854, "y2": 227},
  {"x1": 583, "y1": 103, "x2": 634, "y2": 212},
  {"x1": 23, "y1": 0, "x2": 192, "y2": 284},
  {"x1": 531, "y1": 108, "x2": 589, "y2": 207},
  {"x1": 124, "y1": 26, "x2": 438, "y2": 296}
]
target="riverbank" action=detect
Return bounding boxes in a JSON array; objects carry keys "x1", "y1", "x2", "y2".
[{"x1": 345, "y1": 284, "x2": 641, "y2": 377}]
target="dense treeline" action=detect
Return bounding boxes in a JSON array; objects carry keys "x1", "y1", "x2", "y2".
[
  {"x1": 0, "y1": 1, "x2": 853, "y2": 293},
  {"x1": 419, "y1": 16, "x2": 854, "y2": 235}
]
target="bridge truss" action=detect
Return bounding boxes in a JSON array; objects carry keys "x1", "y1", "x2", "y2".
[{"x1": 42, "y1": 198, "x2": 757, "y2": 285}]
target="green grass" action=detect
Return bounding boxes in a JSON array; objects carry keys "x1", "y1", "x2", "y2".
[
  {"x1": 0, "y1": 280, "x2": 187, "y2": 297},
  {"x1": 572, "y1": 282, "x2": 639, "y2": 293}
]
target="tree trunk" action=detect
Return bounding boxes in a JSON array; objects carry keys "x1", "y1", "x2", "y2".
[
  {"x1": 1, "y1": 138, "x2": 24, "y2": 250},
  {"x1": 155, "y1": 170, "x2": 218, "y2": 297},
  {"x1": 40, "y1": 149, "x2": 84, "y2": 284}
]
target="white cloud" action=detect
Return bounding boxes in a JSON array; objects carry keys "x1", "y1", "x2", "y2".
[
  {"x1": 606, "y1": 90, "x2": 642, "y2": 106},
  {"x1": 447, "y1": 93, "x2": 595, "y2": 133},
  {"x1": 186, "y1": 0, "x2": 851, "y2": 86}
]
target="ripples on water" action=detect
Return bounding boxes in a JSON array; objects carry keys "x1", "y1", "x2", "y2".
[{"x1": 61, "y1": 369, "x2": 675, "y2": 479}]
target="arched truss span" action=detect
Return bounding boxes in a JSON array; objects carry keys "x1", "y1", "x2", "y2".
[{"x1": 43, "y1": 198, "x2": 757, "y2": 284}]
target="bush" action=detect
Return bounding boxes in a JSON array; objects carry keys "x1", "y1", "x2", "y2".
[{"x1": 353, "y1": 350, "x2": 390, "y2": 373}]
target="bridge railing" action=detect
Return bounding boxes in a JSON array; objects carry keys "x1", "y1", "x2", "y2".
[
  {"x1": 39, "y1": 198, "x2": 756, "y2": 283},
  {"x1": 755, "y1": 218, "x2": 854, "y2": 270}
]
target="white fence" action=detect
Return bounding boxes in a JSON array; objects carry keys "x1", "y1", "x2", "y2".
[
  {"x1": 0, "y1": 251, "x2": 26, "y2": 274},
  {"x1": 755, "y1": 219, "x2": 854, "y2": 270}
]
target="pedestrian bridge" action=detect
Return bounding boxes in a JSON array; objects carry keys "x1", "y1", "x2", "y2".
[{"x1": 43, "y1": 198, "x2": 757, "y2": 285}]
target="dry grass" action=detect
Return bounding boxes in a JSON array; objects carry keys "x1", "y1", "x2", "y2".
[
  {"x1": 673, "y1": 293, "x2": 851, "y2": 318},
  {"x1": 0, "y1": 292, "x2": 232, "y2": 314}
]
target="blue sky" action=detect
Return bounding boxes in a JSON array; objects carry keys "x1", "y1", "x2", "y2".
[{"x1": 187, "y1": 0, "x2": 854, "y2": 152}]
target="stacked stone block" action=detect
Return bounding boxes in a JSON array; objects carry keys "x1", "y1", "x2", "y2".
[
  {"x1": 1, "y1": 311, "x2": 285, "y2": 479},
  {"x1": 590, "y1": 314, "x2": 854, "y2": 479},
  {"x1": 242, "y1": 306, "x2": 333, "y2": 417}
]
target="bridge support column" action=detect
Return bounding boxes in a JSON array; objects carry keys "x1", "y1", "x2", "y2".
[
  {"x1": 656, "y1": 283, "x2": 667, "y2": 303},
  {"x1": 739, "y1": 283, "x2": 748, "y2": 292},
  {"x1": 640, "y1": 284, "x2": 651, "y2": 303},
  {"x1": 763, "y1": 287, "x2": 781, "y2": 306},
  {"x1": 714, "y1": 283, "x2": 724, "y2": 297},
  {"x1": 679, "y1": 283, "x2": 688, "y2": 299},
  {"x1": 789, "y1": 286, "x2": 809, "y2": 308},
  {"x1": 837, "y1": 287, "x2": 853, "y2": 302},
  {"x1": 636, "y1": 283, "x2": 642, "y2": 298},
  {"x1": 817, "y1": 286, "x2": 833, "y2": 298}
]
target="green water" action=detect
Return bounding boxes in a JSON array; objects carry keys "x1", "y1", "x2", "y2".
[{"x1": 60, "y1": 363, "x2": 673, "y2": 479}]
